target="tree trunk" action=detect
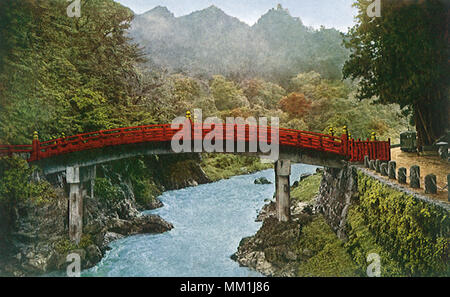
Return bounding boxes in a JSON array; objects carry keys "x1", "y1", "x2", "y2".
[{"x1": 414, "y1": 95, "x2": 449, "y2": 150}]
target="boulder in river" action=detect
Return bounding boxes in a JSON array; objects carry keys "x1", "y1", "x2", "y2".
[{"x1": 254, "y1": 177, "x2": 272, "y2": 185}]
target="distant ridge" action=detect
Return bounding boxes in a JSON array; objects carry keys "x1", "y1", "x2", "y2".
[{"x1": 130, "y1": 6, "x2": 349, "y2": 81}]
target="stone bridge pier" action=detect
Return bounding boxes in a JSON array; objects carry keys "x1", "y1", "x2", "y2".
[
  {"x1": 66, "y1": 165, "x2": 96, "y2": 244},
  {"x1": 275, "y1": 160, "x2": 291, "y2": 222}
]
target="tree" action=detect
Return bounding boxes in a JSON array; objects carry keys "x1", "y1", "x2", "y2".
[
  {"x1": 0, "y1": 0, "x2": 150, "y2": 143},
  {"x1": 279, "y1": 93, "x2": 312, "y2": 118},
  {"x1": 343, "y1": 0, "x2": 449, "y2": 149},
  {"x1": 210, "y1": 75, "x2": 249, "y2": 111},
  {"x1": 241, "y1": 79, "x2": 285, "y2": 109}
]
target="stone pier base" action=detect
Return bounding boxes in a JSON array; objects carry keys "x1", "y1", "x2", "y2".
[{"x1": 67, "y1": 166, "x2": 83, "y2": 244}]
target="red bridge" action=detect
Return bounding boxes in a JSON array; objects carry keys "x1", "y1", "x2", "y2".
[
  {"x1": 0, "y1": 122, "x2": 390, "y2": 164},
  {"x1": 0, "y1": 121, "x2": 390, "y2": 243}
]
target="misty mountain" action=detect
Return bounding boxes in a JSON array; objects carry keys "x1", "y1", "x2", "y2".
[{"x1": 130, "y1": 5, "x2": 349, "y2": 82}]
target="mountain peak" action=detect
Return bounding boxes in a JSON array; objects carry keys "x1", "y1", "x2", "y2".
[
  {"x1": 255, "y1": 5, "x2": 303, "y2": 27},
  {"x1": 199, "y1": 5, "x2": 226, "y2": 15},
  {"x1": 205, "y1": 5, "x2": 222, "y2": 12},
  {"x1": 143, "y1": 6, "x2": 174, "y2": 18}
]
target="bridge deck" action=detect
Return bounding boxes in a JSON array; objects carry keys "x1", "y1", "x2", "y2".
[{"x1": 0, "y1": 123, "x2": 390, "y2": 164}]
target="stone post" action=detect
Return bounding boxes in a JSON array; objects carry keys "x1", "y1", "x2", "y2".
[
  {"x1": 388, "y1": 161, "x2": 396, "y2": 179},
  {"x1": 380, "y1": 163, "x2": 388, "y2": 176},
  {"x1": 375, "y1": 159, "x2": 381, "y2": 173},
  {"x1": 425, "y1": 174, "x2": 437, "y2": 194},
  {"x1": 410, "y1": 165, "x2": 420, "y2": 189},
  {"x1": 369, "y1": 160, "x2": 376, "y2": 171},
  {"x1": 67, "y1": 166, "x2": 83, "y2": 244},
  {"x1": 364, "y1": 156, "x2": 370, "y2": 168},
  {"x1": 398, "y1": 167, "x2": 407, "y2": 184},
  {"x1": 447, "y1": 174, "x2": 450, "y2": 202},
  {"x1": 275, "y1": 160, "x2": 291, "y2": 222}
]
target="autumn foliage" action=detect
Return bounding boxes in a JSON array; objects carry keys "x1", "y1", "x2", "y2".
[{"x1": 279, "y1": 93, "x2": 311, "y2": 117}]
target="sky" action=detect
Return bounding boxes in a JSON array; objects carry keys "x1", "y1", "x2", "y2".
[{"x1": 115, "y1": 0, "x2": 358, "y2": 32}]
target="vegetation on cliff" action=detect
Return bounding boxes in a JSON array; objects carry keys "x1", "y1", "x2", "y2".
[
  {"x1": 0, "y1": 157, "x2": 54, "y2": 206},
  {"x1": 345, "y1": 172, "x2": 449, "y2": 276},
  {"x1": 295, "y1": 216, "x2": 360, "y2": 276}
]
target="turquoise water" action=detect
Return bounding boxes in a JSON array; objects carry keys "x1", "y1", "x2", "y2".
[{"x1": 83, "y1": 164, "x2": 319, "y2": 277}]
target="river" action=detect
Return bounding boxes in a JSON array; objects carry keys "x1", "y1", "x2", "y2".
[{"x1": 82, "y1": 164, "x2": 319, "y2": 277}]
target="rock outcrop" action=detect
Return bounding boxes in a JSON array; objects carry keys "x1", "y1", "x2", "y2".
[
  {"x1": 233, "y1": 200, "x2": 314, "y2": 276},
  {"x1": 315, "y1": 165, "x2": 358, "y2": 240}
]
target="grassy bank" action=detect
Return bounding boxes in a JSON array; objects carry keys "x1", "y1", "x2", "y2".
[
  {"x1": 291, "y1": 174, "x2": 361, "y2": 276},
  {"x1": 291, "y1": 174, "x2": 322, "y2": 202},
  {"x1": 200, "y1": 154, "x2": 273, "y2": 182}
]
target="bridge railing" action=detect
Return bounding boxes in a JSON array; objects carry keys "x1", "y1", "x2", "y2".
[
  {"x1": 348, "y1": 138, "x2": 391, "y2": 162},
  {"x1": 0, "y1": 144, "x2": 33, "y2": 157},
  {"x1": 36, "y1": 124, "x2": 175, "y2": 160},
  {"x1": 0, "y1": 123, "x2": 391, "y2": 163}
]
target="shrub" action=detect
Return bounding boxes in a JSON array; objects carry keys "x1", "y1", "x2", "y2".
[{"x1": 0, "y1": 156, "x2": 52, "y2": 205}]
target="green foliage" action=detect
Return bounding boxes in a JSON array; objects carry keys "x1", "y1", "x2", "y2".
[
  {"x1": 291, "y1": 174, "x2": 322, "y2": 203},
  {"x1": 345, "y1": 172, "x2": 450, "y2": 276},
  {"x1": 54, "y1": 234, "x2": 94, "y2": 254},
  {"x1": 0, "y1": 157, "x2": 52, "y2": 205},
  {"x1": 132, "y1": 179, "x2": 161, "y2": 207},
  {"x1": 201, "y1": 154, "x2": 272, "y2": 182},
  {"x1": 241, "y1": 79, "x2": 286, "y2": 109},
  {"x1": 289, "y1": 71, "x2": 350, "y2": 100},
  {"x1": 284, "y1": 72, "x2": 409, "y2": 142},
  {"x1": 343, "y1": 0, "x2": 449, "y2": 146},
  {"x1": 296, "y1": 216, "x2": 361, "y2": 277},
  {"x1": 94, "y1": 178, "x2": 125, "y2": 203},
  {"x1": 94, "y1": 157, "x2": 162, "y2": 206},
  {"x1": 0, "y1": 0, "x2": 148, "y2": 144},
  {"x1": 210, "y1": 75, "x2": 249, "y2": 111}
]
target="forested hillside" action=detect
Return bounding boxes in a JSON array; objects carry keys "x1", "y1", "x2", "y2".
[
  {"x1": 0, "y1": 0, "x2": 154, "y2": 144},
  {"x1": 0, "y1": 1, "x2": 408, "y2": 147}
]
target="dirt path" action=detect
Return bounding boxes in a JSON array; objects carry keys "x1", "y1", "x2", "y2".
[{"x1": 390, "y1": 147, "x2": 449, "y2": 203}]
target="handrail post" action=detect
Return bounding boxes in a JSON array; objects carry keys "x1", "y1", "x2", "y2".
[
  {"x1": 388, "y1": 138, "x2": 391, "y2": 161},
  {"x1": 31, "y1": 131, "x2": 40, "y2": 161},
  {"x1": 341, "y1": 133, "x2": 348, "y2": 157}
]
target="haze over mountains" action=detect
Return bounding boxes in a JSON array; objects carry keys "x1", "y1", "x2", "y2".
[{"x1": 130, "y1": 5, "x2": 349, "y2": 82}]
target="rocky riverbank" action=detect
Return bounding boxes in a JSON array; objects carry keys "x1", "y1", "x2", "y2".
[
  {"x1": 0, "y1": 154, "x2": 211, "y2": 277},
  {"x1": 0, "y1": 153, "x2": 273, "y2": 276},
  {"x1": 232, "y1": 199, "x2": 315, "y2": 276},
  {"x1": 0, "y1": 184, "x2": 175, "y2": 276},
  {"x1": 232, "y1": 172, "x2": 360, "y2": 277}
]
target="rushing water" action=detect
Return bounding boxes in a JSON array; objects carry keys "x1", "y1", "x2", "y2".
[{"x1": 83, "y1": 164, "x2": 319, "y2": 277}]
